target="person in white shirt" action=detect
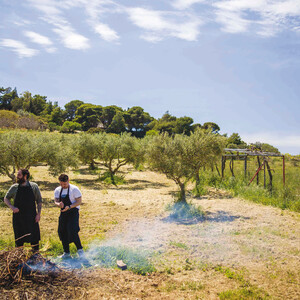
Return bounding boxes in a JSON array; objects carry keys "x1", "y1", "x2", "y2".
[{"x1": 54, "y1": 174, "x2": 84, "y2": 259}]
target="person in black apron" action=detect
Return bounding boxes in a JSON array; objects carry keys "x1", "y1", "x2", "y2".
[
  {"x1": 4, "y1": 169, "x2": 42, "y2": 251},
  {"x1": 55, "y1": 174, "x2": 83, "y2": 258}
]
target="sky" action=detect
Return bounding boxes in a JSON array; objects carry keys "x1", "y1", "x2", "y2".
[{"x1": 0, "y1": 0, "x2": 300, "y2": 154}]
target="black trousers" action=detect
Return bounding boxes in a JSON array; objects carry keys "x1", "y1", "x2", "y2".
[{"x1": 58, "y1": 208, "x2": 82, "y2": 253}]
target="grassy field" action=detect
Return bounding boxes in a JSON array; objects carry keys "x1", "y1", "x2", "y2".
[
  {"x1": 0, "y1": 165, "x2": 299, "y2": 299},
  {"x1": 201, "y1": 156, "x2": 300, "y2": 212}
]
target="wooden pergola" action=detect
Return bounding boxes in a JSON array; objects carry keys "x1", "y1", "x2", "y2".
[{"x1": 221, "y1": 148, "x2": 285, "y2": 189}]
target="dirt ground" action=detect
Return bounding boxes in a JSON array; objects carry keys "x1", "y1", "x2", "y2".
[{"x1": 0, "y1": 166, "x2": 299, "y2": 299}]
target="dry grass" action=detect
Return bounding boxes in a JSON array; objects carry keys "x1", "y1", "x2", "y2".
[{"x1": 0, "y1": 165, "x2": 299, "y2": 299}]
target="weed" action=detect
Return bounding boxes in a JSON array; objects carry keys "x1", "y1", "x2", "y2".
[
  {"x1": 214, "y1": 265, "x2": 244, "y2": 282},
  {"x1": 89, "y1": 245, "x2": 156, "y2": 275},
  {"x1": 179, "y1": 281, "x2": 204, "y2": 291},
  {"x1": 98, "y1": 172, "x2": 126, "y2": 185},
  {"x1": 219, "y1": 286, "x2": 269, "y2": 299},
  {"x1": 169, "y1": 241, "x2": 189, "y2": 250},
  {"x1": 167, "y1": 201, "x2": 205, "y2": 222}
]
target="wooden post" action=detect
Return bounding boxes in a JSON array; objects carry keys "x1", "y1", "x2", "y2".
[
  {"x1": 215, "y1": 163, "x2": 221, "y2": 177},
  {"x1": 283, "y1": 155, "x2": 286, "y2": 186},
  {"x1": 256, "y1": 156, "x2": 261, "y2": 185},
  {"x1": 230, "y1": 157, "x2": 234, "y2": 177},
  {"x1": 265, "y1": 160, "x2": 273, "y2": 192},
  {"x1": 263, "y1": 158, "x2": 266, "y2": 188},
  {"x1": 244, "y1": 156, "x2": 247, "y2": 179}
]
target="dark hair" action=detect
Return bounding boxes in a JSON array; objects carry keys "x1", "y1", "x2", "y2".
[
  {"x1": 58, "y1": 174, "x2": 69, "y2": 182},
  {"x1": 20, "y1": 169, "x2": 30, "y2": 180}
]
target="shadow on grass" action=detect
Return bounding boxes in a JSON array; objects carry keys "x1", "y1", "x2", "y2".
[
  {"x1": 205, "y1": 210, "x2": 250, "y2": 223},
  {"x1": 162, "y1": 208, "x2": 249, "y2": 225},
  {"x1": 117, "y1": 179, "x2": 168, "y2": 191},
  {"x1": 71, "y1": 178, "x2": 104, "y2": 190},
  {"x1": 35, "y1": 181, "x2": 59, "y2": 192}
]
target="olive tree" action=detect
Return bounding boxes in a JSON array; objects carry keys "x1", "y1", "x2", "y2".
[
  {"x1": 76, "y1": 133, "x2": 99, "y2": 169},
  {"x1": 0, "y1": 131, "x2": 45, "y2": 182},
  {"x1": 146, "y1": 133, "x2": 192, "y2": 202},
  {"x1": 146, "y1": 130, "x2": 226, "y2": 201},
  {"x1": 38, "y1": 132, "x2": 79, "y2": 176},
  {"x1": 185, "y1": 129, "x2": 226, "y2": 196},
  {"x1": 94, "y1": 132, "x2": 140, "y2": 184},
  {"x1": 0, "y1": 131, "x2": 79, "y2": 182}
]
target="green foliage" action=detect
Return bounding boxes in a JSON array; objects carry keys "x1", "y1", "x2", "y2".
[
  {"x1": 202, "y1": 122, "x2": 220, "y2": 134},
  {"x1": 123, "y1": 106, "x2": 152, "y2": 137},
  {"x1": 169, "y1": 241, "x2": 189, "y2": 250},
  {"x1": 60, "y1": 121, "x2": 82, "y2": 133},
  {"x1": 146, "y1": 133, "x2": 191, "y2": 201},
  {"x1": 38, "y1": 132, "x2": 79, "y2": 176},
  {"x1": 94, "y1": 132, "x2": 140, "y2": 183},
  {"x1": 226, "y1": 133, "x2": 247, "y2": 149},
  {"x1": 203, "y1": 157, "x2": 300, "y2": 212},
  {"x1": 149, "y1": 112, "x2": 194, "y2": 135},
  {"x1": 167, "y1": 201, "x2": 204, "y2": 221},
  {"x1": 108, "y1": 111, "x2": 126, "y2": 133},
  {"x1": 0, "y1": 131, "x2": 45, "y2": 181},
  {"x1": 64, "y1": 100, "x2": 84, "y2": 121},
  {"x1": 100, "y1": 105, "x2": 123, "y2": 130},
  {"x1": 145, "y1": 129, "x2": 159, "y2": 136},
  {"x1": 219, "y1": 287, "x2": 269, "y2": 300},
  {"x1": 89, "y1": 246, "x2": 156, "y2": 275},
  {"x1": 0, "y1": 110, "x2": 19, "y2": 128},
  {"x1": 0, "y1": 87, "x2": 18, "y2": 110},
  {"x1": 74, "y1": 103, "x2": 103, "y2": 130},
  {"x1": 249, "y1": 142, "x2": 280, "y2": 153},
  {"x1": 98, "y1": 171, "x2": 126, "y2": 185}
]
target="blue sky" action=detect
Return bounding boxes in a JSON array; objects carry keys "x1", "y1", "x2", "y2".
[{"x1": 0, "y1": 0, "x2": 300, "y2": 154}]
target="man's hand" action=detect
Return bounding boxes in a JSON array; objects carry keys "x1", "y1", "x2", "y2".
[
  {"x1": 35, "y1": 213, "x2": 41, "y2": 223},
  {"x1": 12, "y1": 207, "x2": 19, "y2": 213},
  {"x1": 56, "y1": 201, "x2": 64, "y2": 208},
  {"x1": 61, "y1": 205, "x2": 70, "y2": 213}
]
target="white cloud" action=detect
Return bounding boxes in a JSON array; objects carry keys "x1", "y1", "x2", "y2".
[
  {"x1": 53, "y1": 26, "x2": 90, "y2": 50},
  {"x1": 215, "y1": 10, "x2": 249, "y2": 33},
  {"x1": 27, "y1": 0, "x2": 90, "y2": 50},
  {"x1": 213, "y1": 0, "x2": 300, "y2": 36},
  {"x1": 24, "y1": 31, "x2": 53, "y2": 46},
  {"x1": 172, "y1": 0, "x2": 206, "y2": 10},
  {"x1": 94, "y1": 23, "x2": 119, "y2": 42},
  {"x1": 127, "y1": 7, "x2": 201, "y2": 42},
  {"x1": 242, "y1": 132, "x2": 300, "y2": 150},
  {"x1": 0, "y1": 38, "x2": 39, "y2": 58}
]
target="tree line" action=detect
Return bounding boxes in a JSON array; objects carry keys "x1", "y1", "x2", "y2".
[
  {"x1": 0, "y1": 86, "x2": 221, "y2": 137},
  {"x1": 0, "y1": 85, "x2": 280, "y2": 153},
  {"x1": 0, "y1": 130, "x2": 225, "y2": 202}
]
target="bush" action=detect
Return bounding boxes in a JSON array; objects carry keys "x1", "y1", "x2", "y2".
[
  {"x1": 89, "y1": 246, "x2": 156, "y2": 275},
  {"x1": 167, "y1": 201, "x2": 204, "y2": 222}
]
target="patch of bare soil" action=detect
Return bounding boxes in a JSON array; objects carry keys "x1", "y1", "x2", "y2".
[{"x1": 1, "y1": 166, "x2": 299, "y2": 299}]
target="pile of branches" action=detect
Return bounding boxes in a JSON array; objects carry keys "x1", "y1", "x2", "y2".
[{"x1": 0, "y1": 247, "x2": 81, "y2": 288}]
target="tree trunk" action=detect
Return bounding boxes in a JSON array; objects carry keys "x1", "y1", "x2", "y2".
[
  {"x1": 215, "y1": 163, "x2": 221, "y2": 177},
  {"x1": 176, "y1": 180, "x2": 186, "y2": 203},
  {"x1": 89, "y1": 160, "x2": 96, "y2": 170}
]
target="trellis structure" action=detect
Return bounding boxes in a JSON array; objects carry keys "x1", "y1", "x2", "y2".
[{"x1": 221, "y1": 148, "x2": 285, "y2": 189}]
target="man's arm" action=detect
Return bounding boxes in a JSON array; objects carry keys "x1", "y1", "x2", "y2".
[
  {"x1": 35, "y1": 202, "x2": 42, "y2": 222},
  {"x1": 32, "y1": 184, "x2": 42, "y2": 222},
  {"x1": 54, "y1": 197, "x2": 64, "y2": 208},
  {"x1": 61, "y1": 196, "x2": 82, "y2": 212},
  {"x1": 4, "y1": 185, "x2": 19, "y2": 213},
  {"x1": 4, "y1": 197, "x2": 19, "y2": 213}
]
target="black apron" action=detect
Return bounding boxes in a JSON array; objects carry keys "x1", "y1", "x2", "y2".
[
  {"x1": 58, "y1": 186, "x2": 80, "y2": 243},
  {"x1": 13, "y1": 182, "x2": 40, "y2": 247}
]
